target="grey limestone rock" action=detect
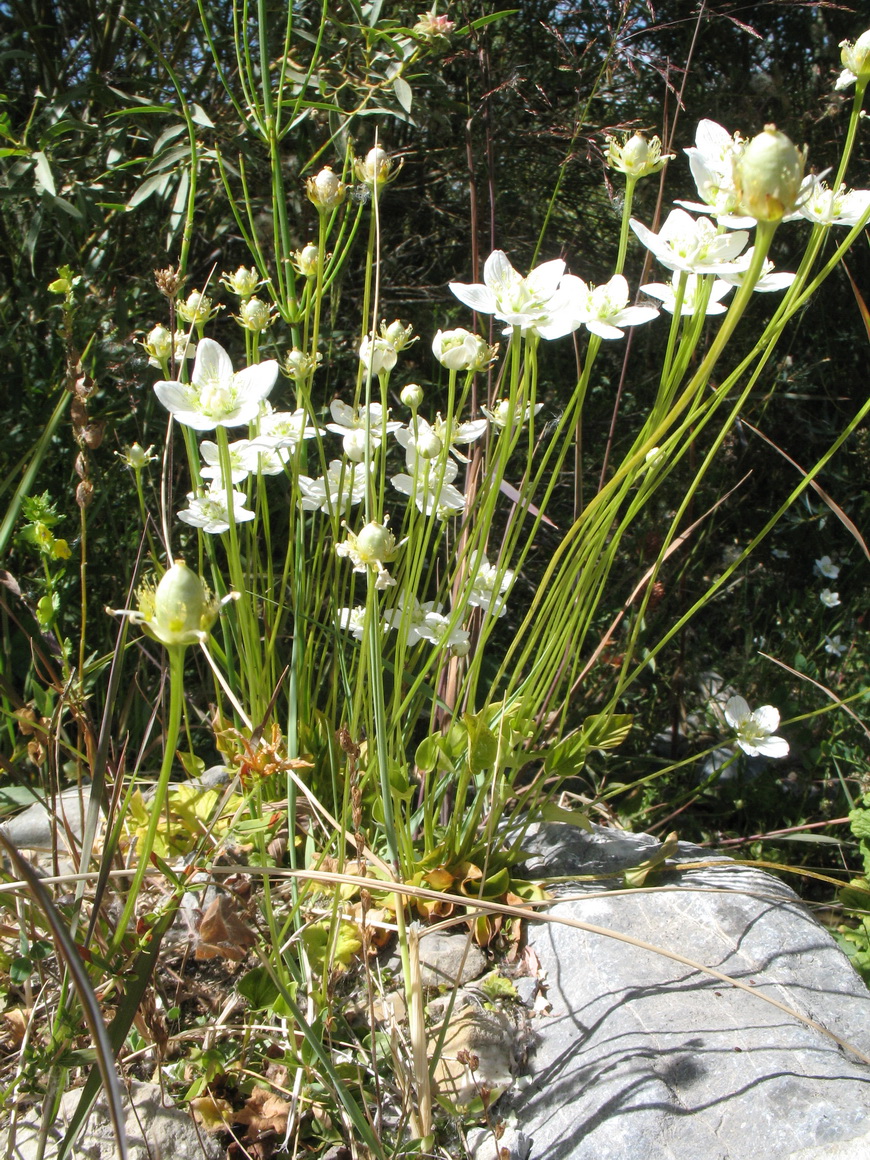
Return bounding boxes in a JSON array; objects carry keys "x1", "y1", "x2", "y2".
[
  {"x1": 8, "y1": 1079, "x2": 221, "y2": 1160},
  {"x1": 503, "y1": 822, "x2": 870, "y2": 1160}
]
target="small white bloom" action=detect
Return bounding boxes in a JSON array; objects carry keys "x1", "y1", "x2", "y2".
[
  {"x1": 337, "y1": 606, "x2": 368, "y2": 641},
  {"x1": 677, "y1": 120, "x2": 753, "y2": 224},
  {"x1": 325, "y1": 401, "x2": 401, "y2": 457},
  {"x1": 480, "y1": 398, "x2": 543, "y2": 428},
  {"x1": 178, "y1": 487, "x2": 255, "y2": 534},
  {"x1": 640, "y1": 273, "x2": 733, "y2": 316},
  {"x1": 605, "y1": 132, "x2": 674, "y2": 179},
  {"x1": 724, "y1": 695, "x2": 789, "y2": 759},
  {"x1": 291, "y1": 244, "x2": 319, "y2": 276},
  {"x1": 298, "y1": 460, "x2": 369, "y2": 513},
  {"x1": 236, "y1": 296, "x2": 273, "y2": 333},
  {"x1": 732, "y1": 126, "x2": 807, "y2": 224},
  {"x1": 449, "y1": 249, "x2": 571, "y2": 338},
  {"x1": 154, "y1": 339, "x2": 278, "y2": 431},
  {"x1": 819, "y1": 588, "x2": 841, "y2": 608},
  {"x1": 464, "y1": 550, "x2": 513, "y2": 618},
  {"x1": 258, "y1": 404, "x2": 324, "y2": 450},
  {"x1": 395, "y1": 414, "x2": 487, "y2": 467},
  {"x1": 383, "y1": 594, "x2": 442, "y2": 644},
  {"x1": 716, "y1": 247, "x2": 796, "y2": 293},
  {"x1": 836, "y1": 30, "x2": 870, "y2": 91},
  {"x1": 553, "y1": 273, "x2": 659, "y2": 339},
  {"x1": 380, "y1": 319, "x2": 416, "y2": 352},
  {"x1": 824, "y1": 634, "x2": 846, "y2": 657},
  {"x1": 200, "y1": 438, "x2": 262, "y2": 485},
  {"x1": 118, "y1": 442, "x2": 157, "y2": 471},
  {"x1": 630, "y1": 209, "x2": 749, "y2": 275},
  {"x1": 176, "y1": 290, "x2": 220, "y2": 327},
  {"x1": 144, "y1": 326, "x2": 195, "y2": 369},
  {"x1": 815, "y1": 555, "x2": 840, "y2": 580},
  {"x1": 771, "y1": 547, "x2": 790, "y2": 559},
  {"x1": 798, "y1": 178, "x2": 870, "y2": 227},
  {"x1": 415, "y1": 609, "x2": 470, "y2": 653},
  {"x1": 306, "y1": 166, "x2": 347, "y2": 211},
  {"x1": 391, "y1": 457, "x2": 467, "y2": 519},
  {"x1": 283, "y1": 348, "x2": 322, "y2": 381}
]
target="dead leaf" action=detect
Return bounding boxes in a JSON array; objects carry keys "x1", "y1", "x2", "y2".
[
  {"x1": 190, "y1": 1094, "x2": 234, "y2": 1132},
  {"x1": 233, "y1": 1085, "x2": 291, "y2": 1140},
  {"x1": 195, "y1": 894, "x2": 257, "y2": 962}
]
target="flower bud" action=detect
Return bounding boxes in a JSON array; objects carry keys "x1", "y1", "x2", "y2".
[
  {"x1": 283, "y1": 348, "x2": 322, "y2": 381},
  {"x1": 413, "y1": 10, "x2": 455, "y2": 41},
  {"x1": 236, "y1": 296, "x2": 272, "y2": 332},
  {"x1": 401, "y1": 383, "x2": 424, "y2": 409},
  {"x1": 732, "y1": 125, "x2": 807, "y2": 223},
  {"x1": 177, "y1": 290, "x2": 220, "y2": 326},
  {"x1": 355, "y1": 146, "x2": 393, "y2": 187},
  {"x1": 605, "y1": 132, "x2": 673, "y2": 179},
  {"x1": 413, "y1": 426, "x2": 443, "y2": 459},
  {"x1": 380, "y1": 319, "x2": 416, "y2": 351},
  {"x1": 144, "y1": 325, "x2": 172, "y2": 366},
  {"x1": 119, "y1": 442, "x2": 157, "y2": 471},
  {"x1": 359, "y1": 335, "x2": 398, "y2": 375},
  {"x1": 354, "y1": 521, "x2": 397, "y2": 565},
  {"x1": 840, "y1": 30, "x2": 870, "y2": 83},
  {"x1": 148, "y1": 561, "x2": 218, "y2": 648},
  {"x1": 450, "y1": 638, "x2": 471, "y2": 658},
  {"x1": 432, "y1": 328, "x2": 496, "y2": 372},
  {"x1": 292, "y1": 244, "x2": 319, "y2": 276},
  {"x1": 306, "y1": 166, "x2": 347, "y2": 211},
  {"x1": 222, "y1": 266, "x2": 262, "y2": 299}
]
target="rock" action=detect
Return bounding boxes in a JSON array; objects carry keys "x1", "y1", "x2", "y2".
[
  {"x1": 0, "y1": 786, "x2": 88, "y2": 853},
  {"x1": 430, "y1": 1001, "x2": 517, "y2": 1106},
  {"x1": 504, "y1": 822, "x2": 870, "y2": 1160},
  {"x1": 10, "y1": 1079, "x2": 222, "y2": 1159},
  {"x1": 467, "y1": 1122, "x2": 532, "y2": 1160},
  {"x1": 388, "y1": 929, "x2": 487, "y2": 988}
]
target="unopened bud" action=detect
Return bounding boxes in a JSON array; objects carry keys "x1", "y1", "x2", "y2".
[
  {"x1": 401, "y1": 383, "x2": 424, "y2": 409},
  {"x1": 733, "y1": 125, "x2": 807, "y2": 223},
  {"x1": 306, "y1": 166, "x2": 347, "y2": 211}
]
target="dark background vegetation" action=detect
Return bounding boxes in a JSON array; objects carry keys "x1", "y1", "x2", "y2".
[{"x1": 1, "y1": 1, "x2": 868, "y2": 862}]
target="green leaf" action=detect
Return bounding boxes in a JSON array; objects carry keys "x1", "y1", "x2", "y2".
[
  {"x1": 237, "y1": 967, "x2": 280, "y2": 1010},
  {"x1": 848, "y1": 808, "x2": 870, "y2": 840},
  {"x1": 464, "y1": 711, "x2": 498, "y2": 772},
  {"x1": 537, "y1": 803, "x2": 593, "y2": 831},
  {"x1": 582, "y1": 712, "x2": 633, "y2": 751},
  {"x1": 624, "y1": 832, "x2": 679, "y2": 887},
  {"x1": 177, "y1": 750, "x2": 205, "y2": 779}
]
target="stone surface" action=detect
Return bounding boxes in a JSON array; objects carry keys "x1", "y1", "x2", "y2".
[
  {"x1": 9, "y1": 1080, "x2": 221, "y2": 1159},
  {"x1": 502, "y1": 822, "x2": 870, "y2": 1160},
  {"x1": 389, "y1": 929, "x2": 487, "y2": 988}
]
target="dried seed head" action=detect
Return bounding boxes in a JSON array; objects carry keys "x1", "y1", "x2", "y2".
[{"x1": 155, "y1": 266, "x2": 182, "y2": 298}]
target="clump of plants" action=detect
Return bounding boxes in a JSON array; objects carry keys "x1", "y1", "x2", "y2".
[{"x1": 1, "y1": 7, "x2": 869, "y2": 1159}]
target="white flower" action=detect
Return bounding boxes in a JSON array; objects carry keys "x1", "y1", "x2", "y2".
[
  {"x1": 432, "y1": 328, "x2": 498, "y2": 371},
  {"x1": 325, "y1": 401, "x2": 401, "y2": 459},
  {"x1": 677, "y1": 119, "x2": 751, "y2": 223},
  {"x1": 555, "y1": 273, "x2": 659, "y2": 339},
  {"x1": 383, "y1": 594, "x2": 442, "y2": 644},
  {"x1": 200, "y1": 438, "x2": 262, "y2": 485},
  {"x1": 154, "y1": 339, "x2": 278, "y2": 431},
  {"x1": 798, "y1": 178, "x2": 870, "y2": 227},
  {"x1": 824, "y1": 634, "x2": 846, "y2": 657},
  {"x1": 640, "y1": 274, "x2": 733, "y2": 316},
  {"x1": 835, "y1": 30, "x2": 870, "y2": 91},
  {"x1": 337, "y1": 606, "x2": 368, "y2": 641},
  {"x1": 449, "y1": 249, "x2": 572, "y2": 338},
  {"x1": 391, "y1": 456, "x2": 467, "y2": 519},
  {"x1": 815, "y1": 555, "x2": 840, "y2": 580},
  {"x1": 236, "y1": 296, "x2": 273, "y2": 333},
  {"x1": 716, "y1": 247, "x2": 796, "y2": 293},
  {"x1": 359, "y1": 335, "x2": 398, "y2": 375},
  {"x1": 178, "y1": 487, "x2": 255, "y2": 534},
  {"x1": 283, "y1": 348, "x2": 322, "y2": 382},
  {"x1": 176, "y1": 290, "x2": 221, "y2": 327},
  {"x1": 415, "y1": 609, "x2": 470, "y2": 653},
  {"x1": 355, "y1": 146, "x2": 396, "y2": 187},
  {"x1": 257, "y1": 404, "x2": 324, "y2": 450},
  {"x1": 724, "y1": 695, "x2": 789, "y2": 758},
  {"x1": 395, "y1": 414, "x2": 488, "y2": 468},
  {"x1": 819, "y1": 588, "x2": 841, "y2": 608},
  {"x1": 630, "y1": 209, "x2": 749, "y2": 275},
  {"x1": 480, "y1": 398, "x2": 543, "y2": 428},
  {"x1": 306, "y1": 166, "x2": 346, "y2": 210},
  {"x1": 380, "y1": 319, "x2": 416, "y2": 351},
  {"x1": 464, "y1": 551, "x2": 513, "y2": 617},
  {"x1": 298, "y1": 460, "x2": 369, "y2": 513}
]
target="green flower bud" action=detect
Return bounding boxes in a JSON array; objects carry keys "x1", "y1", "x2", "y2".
[
  {"x1": 732, "y1": 125, "x2": 807, "y2": 223},
  {"x1": 141, "y1": 561, "x2": 218, "y2": 648}
]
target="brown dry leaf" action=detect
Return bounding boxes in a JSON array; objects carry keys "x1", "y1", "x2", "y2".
[
  {"x1": 195, "y1": 894, "x2": 257, "y2": 962},
  {"x1": 2, "y1": 1007, "x2": 29, "y2": 1048},
  {"x1": 234, "y1": 1085, "x2": 291, "y2": 1140},
  {"x1": 190, "y1": 1094, "x2": 234, "y2": 1132}
]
